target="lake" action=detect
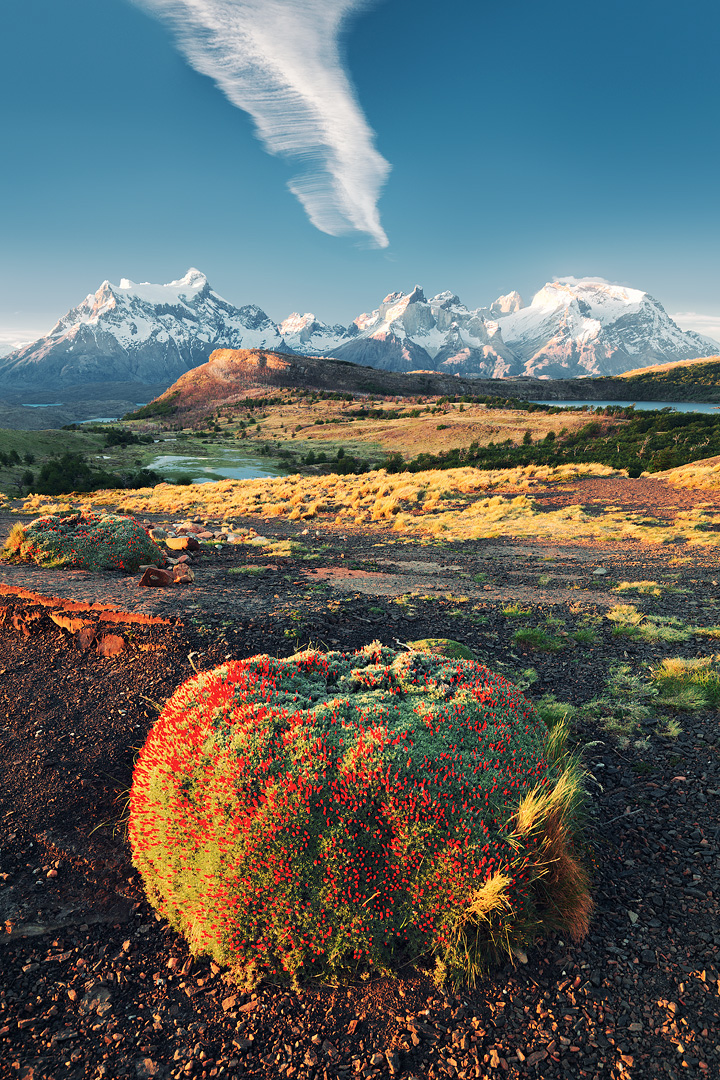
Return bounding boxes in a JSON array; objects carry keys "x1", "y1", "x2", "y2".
[
  {"x1": 148, "y1": 452, "x2": 282, "y2": 483},
  {"x1": 530, "y1": 400, "x2": 720, "y2": 414}
]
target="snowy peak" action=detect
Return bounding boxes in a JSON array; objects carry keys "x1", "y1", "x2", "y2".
[
  {"x1": 279, "y1": 312, "x2": 351, "y2": 354},
  {"x1": 0, "y1": 269, "x2": 284, "y2": 388},
  {"x1": 490, "y1": 291, "x2": 524, "y2": 318},
  {"x1": 496, "y1": 278, "x2": 718, "y2": 378}
]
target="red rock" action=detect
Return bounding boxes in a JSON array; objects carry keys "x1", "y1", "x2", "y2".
[
  {"x1": 96, "y1": 634, "x2": 125, "y2": 657},
  {"x1": 138, "y1": 567, "x2": 175, "y2": 588},
  {"x1": 49, "y1": 613, "x2": 90, "y2": 634}
]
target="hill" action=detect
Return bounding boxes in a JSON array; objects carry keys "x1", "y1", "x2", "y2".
[{"x1": 128, "y1": 348, "x2": 511, "y2": 421}]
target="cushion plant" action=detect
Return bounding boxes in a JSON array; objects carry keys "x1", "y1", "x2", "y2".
[
  {"x1": 129, "y1": 643, "x2": 591, "y2": 987},
  {"x1": 2, "y1": 511, "x2": 164, "y2": 572}
]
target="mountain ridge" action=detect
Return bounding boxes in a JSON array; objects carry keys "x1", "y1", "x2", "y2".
[{"x1": 0, "y1": 270, "x2": 716, "y2": 390}]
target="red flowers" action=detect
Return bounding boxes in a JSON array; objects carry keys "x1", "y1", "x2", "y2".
[{"x1": 129, "y1": 643, "x2": 589, "y2": 986}]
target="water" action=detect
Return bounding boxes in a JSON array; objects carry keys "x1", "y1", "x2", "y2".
[
  {"x1": 21, "y1": 402, "x2": 63, "y2": 407},
  {"x1": 80, "y1": 416, "x2": 120, "y2": 423},
  {"x1": 148, "y1": 453, "x2": 281, "y2": 483},
  {"x1": 529, "y1": 399, "x2": 720, "y2": 414}
]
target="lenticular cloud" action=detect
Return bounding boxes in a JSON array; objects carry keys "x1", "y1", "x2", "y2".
[{"x1": 134, "y1": 0, "x2": 390, "y2": 246}]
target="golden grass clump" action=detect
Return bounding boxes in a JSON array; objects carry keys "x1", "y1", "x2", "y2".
[{"x1": 17, "y1": 460, "x2": 720, "y2": 548}]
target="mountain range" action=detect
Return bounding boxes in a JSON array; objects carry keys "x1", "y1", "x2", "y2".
[{"x1": 0, "y1": 269, "x2": 716, "y2": 390}]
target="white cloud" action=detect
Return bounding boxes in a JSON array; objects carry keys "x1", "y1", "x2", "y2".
[
  {"x1": 672, "y1": 312, "x2": 720, "y2": 346},
  {"x1": 0, "y1": 328, "x2": 41, "y2": 355},
  {"x1": 133, "y1": 0, "x2": 390, "y2": 247}
]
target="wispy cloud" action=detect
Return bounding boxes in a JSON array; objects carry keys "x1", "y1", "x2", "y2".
[
  {"x1": 672, "y1": 312, "x2": 720, "y2": 346},
  {"x1": 133, "y1": 0, "x2": 390, "y2": 246}
]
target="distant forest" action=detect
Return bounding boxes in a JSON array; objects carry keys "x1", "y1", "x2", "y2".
[{"x1": 381, "y1": 404, "x2": 720, "y2": 477}]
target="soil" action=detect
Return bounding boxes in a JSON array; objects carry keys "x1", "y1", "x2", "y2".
[{"x1": 0, "y1": 474, "x2": 718, "y2": 1080}]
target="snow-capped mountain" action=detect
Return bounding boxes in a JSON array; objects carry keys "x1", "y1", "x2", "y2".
[
  {"x1": 497, "y1": 278, "x2": 719, "y2": 378},
  {"x1": 326, "y1": 286, "x2": 517, "y2": 377},
  {"x1": 1, "y1": 269, "x2": 716, "y2": 390},
  {"x1": 0, "y1": 269, "x2": 284, "y2": 388},
  {"x1": 279, "y1": 312, "x2": 355, "y2": 355}
]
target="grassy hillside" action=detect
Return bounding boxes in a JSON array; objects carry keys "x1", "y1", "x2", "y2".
[{"x1": 614, "y1": 355, "x2": 720, "y2": 398}]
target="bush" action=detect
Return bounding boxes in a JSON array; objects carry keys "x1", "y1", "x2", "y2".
[
  {"x1": 2, "y1": 511, "x2": 164, "y2": 572},
  {"x1": 129, "y1": 643, "x2": 590, "y2": 987}
]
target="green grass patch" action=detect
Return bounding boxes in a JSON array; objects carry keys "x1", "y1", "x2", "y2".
[{"x1": 512, "y1": 627, "x2": 565, "y2": 653}]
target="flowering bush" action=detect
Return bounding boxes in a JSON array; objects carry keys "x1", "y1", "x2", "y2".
[
  {"x1": 2, "y1": 511, "x2": 164, "y2": 572},
  {"x1": 129, "y1": 643, "x2": 591, "y2": 986}
]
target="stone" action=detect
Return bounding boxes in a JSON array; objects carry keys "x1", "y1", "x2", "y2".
[
  {"x1": 77, "y1": 626, "x2": 97, "y2": 651},
  {"x1": 138, "y1": 567, "x2": 175, "y2": 588},
  {"x1": 172, "y1": 565, "x2": 195, "y2": 585},
  {"x1": 166, "y1": 536, "x2": 200, "y2": 552},
  {"x1": 385, "y1": 1051, "x2": 401, "y2": 1074},
  {"x1": 222, "y1": 996, "x2": 238, "y2": 1013},
  {"x1": 148, "y1": 528, "x2": 167, "y2": 540},
  {"x1": 96, "y1": 634, "x2": 125, "y2": 658},
  {"x1": 135, "y1": 1059, "x2": 159, "y2": 1078}
]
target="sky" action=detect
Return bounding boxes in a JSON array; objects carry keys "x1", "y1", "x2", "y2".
[{"x1": 2, "y1": 0, "x2": 719, "y2": 350}]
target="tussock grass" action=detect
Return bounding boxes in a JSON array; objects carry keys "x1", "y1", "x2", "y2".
[
  {"x1": 502, "y1": 603, "x2": 532, "y2": 618},
  {"x1": 615, "y1": 580, "x2": 663, "y2": 597},
  {"x1": 606, "y1": 604, "x2": 692, "y2": 644},
  {"x1": 18, "y1": 458, "x2": 720, "y2": 547},
  {"x1": 650, "y1": 656, "x2": 720, "y2": 710}
]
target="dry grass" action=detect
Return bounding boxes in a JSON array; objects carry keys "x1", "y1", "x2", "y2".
[
  {"x1": 659, "y1": 456, "x2": 720, "y2": 490},
  {"x1": 223, "y1": 398, "x2": 603, "y2": 458},
  {"x1": 18, "y1": 460, "x2": 720, "y2": 548}
]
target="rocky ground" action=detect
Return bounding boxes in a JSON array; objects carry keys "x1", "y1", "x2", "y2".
[{"x1": 0, "y1": 476, "x2": 718, "y2": 1080}]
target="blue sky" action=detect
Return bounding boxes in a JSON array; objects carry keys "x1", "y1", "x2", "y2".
[{"x1": 2, "y1": 0, "x2": 719, "y2": 349}]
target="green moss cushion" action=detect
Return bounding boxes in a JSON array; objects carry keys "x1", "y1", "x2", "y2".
[
  {"x1": 129, "y1": 643, "x2": 590, "y2": 986},
  {"x1": 3, "y1": 512, "x2": 163, "y2": 572}
]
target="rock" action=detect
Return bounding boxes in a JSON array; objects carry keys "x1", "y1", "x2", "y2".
[
  {"x1": 385, "y1": 1050, "x2": 401, "y2": 1074},
  {"x1": 592, "y1": 568, "x2": 608, "y2": 576},
  {"x1": 96, "y1": 634, "x2": 125, "y2": 658},
  {"x1": 77, "y1": 626, "x2": 97, "y2": 651},
  {"x1": 198, "y1": 531, "x2": 214, "y2": 540},
  {"x1": 148, "y1": 528, "x2": 167, "y2": 540},
  {"x1": 166, "y1": 536, "x2": 200, "y2": 552},
  {"x1": 222, "y1": 996, "x2": 238, "y2": 1013},
  {"x1": 135, "y1": 1059, "x2": 159, "y2": 1078},
  {"x1": 49, "y1": 613, "x2": 91, "y2": 635},
  {"x1": 172, "y1": 565, "x2": 195, "y2": 585},
  {"x1": 138, "y1": 567, "x2": 175, "y2": 588}
]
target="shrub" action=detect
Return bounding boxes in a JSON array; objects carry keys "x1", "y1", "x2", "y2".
[
  {"x1": 129, "y1": 643, "x2": 591, "y2": 987},
  {"x1": 2, "y1": 511, "x2": 164, "y2": 572}
]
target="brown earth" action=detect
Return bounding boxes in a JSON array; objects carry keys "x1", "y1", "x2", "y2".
[{"x1": 0, "y1": 474, "x2": 719, "y2": 1080}]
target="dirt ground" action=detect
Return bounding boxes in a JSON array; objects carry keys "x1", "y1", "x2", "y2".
[{"x1": 0, "y1": 474, "x2": 718, "y2": 1080}]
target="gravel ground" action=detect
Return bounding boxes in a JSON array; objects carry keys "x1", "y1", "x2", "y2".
[{"x1": 1, "y1": 493, "x2": 719, "y2": 1080}]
